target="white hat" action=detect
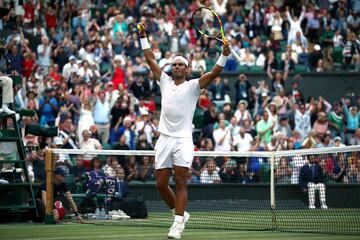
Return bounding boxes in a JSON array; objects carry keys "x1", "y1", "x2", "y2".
[{"x1": 123, "y1": 116, "x2": 132, "y2": 123}]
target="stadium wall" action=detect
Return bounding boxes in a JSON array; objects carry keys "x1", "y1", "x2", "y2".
[{"x1": 222, "y1": 72, "x2": 360, "y2": 103}]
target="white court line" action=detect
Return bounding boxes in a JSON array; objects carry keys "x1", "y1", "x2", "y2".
[{"x1": 18, "y1": 231, "x2": 247, "y2": 240}]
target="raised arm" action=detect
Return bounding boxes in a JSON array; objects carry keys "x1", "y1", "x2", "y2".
[
  {"x1": 199, "y1": 44, "x2": 231, "y2": 89},
  {"x1": 137, "y1": 22, "x2": 162, "y2": 81}
]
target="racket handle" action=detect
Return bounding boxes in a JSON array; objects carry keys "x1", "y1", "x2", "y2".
[{"x1": 228, "y1": 45, "x2": 242, "y2": 64}]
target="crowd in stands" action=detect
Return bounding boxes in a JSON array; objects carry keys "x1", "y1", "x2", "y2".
[{"x1": 0, "y1": 0, "x2": 359, "y2": 187}]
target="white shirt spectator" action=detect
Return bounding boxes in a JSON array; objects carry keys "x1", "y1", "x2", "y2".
[
  {"x1": 233, "y1": 132, "x2": 253, "y2": 151},
  {"x1": 213, "y1": 124, "x2": 232, "y2": 151},
  {"x1": 295, "y1": 109, "x2": 312, "y2": 140}
]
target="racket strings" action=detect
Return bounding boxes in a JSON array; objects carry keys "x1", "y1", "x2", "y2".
[{"x1": 193, "y1": 8, "x2": 221, "y2": 39}]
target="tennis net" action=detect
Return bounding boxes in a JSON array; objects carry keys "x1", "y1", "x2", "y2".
[{"x1": 48, "y1": 146, "x2": 360, "y2": 235}]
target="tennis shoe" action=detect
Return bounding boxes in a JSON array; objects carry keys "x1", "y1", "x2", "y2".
[
  {"x1": 321, "y1": 204, "x2": 328, "y2": 209},
  {"x1": 168, "y1": 221, "x2": 184, "y2": 239},
  {"x1": 308, "y1": 205, "x2": 316, "y2": 209},
  {"x1": 184, "y1": 211, "x2": 190, "y2": 224}
]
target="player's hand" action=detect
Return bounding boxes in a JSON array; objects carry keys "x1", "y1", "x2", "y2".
[
  {"x1": 137, "y1": 22, "x2": 147, "y2": 37},
  {"x1": 75, "y1": 214, "x2": 83, "y2": 223},
  {"x1": 222, "y1": 42, "x2": 231, "y2": 56}
]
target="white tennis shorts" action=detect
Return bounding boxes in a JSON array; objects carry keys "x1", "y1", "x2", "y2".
[{"x1": 154, "y1": 134, "x2": 194, "y2": 169}]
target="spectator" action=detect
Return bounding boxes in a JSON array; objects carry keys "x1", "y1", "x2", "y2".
[
  {"x1": 114, "y1": 167, "x2": 128, "y2": 199},
  {"x1": 233, "y1": 127, "x2": 253, "y2": 152},
  {"x1": 256, "y1": 111, "x2": 275, "y2": 147},
  {"x1": 275, "y1": 157, "x2": 292, "y2": 184},
  {"x1": 77, "y1": 97, "x2": 95, "y2": 143},
  {"x1": 93, "y1": 91, "x2": 111, "y2": 144},
  {"x1": 213, "y1": 119, "x2": 232, "y2": 151},
  {"x1": 299, "y1": 156, "x2": 328, "y2": 209},
  {"x1": 234, "y1": 100, "x2": 252, "y2": 126},
  {"x1": 71, "y1": 155, "x2": 86, "y2": 183},
  {"x1": 350, "y1": 128, "x2": 360, "y2": 145},
  {"x1": 341, "y1": 98, "x2": 360, "y2": 144},
  {"x1": 219, "y1": 159, "x2": 237, "y2": 183},
  {"x1": 234, "y1": 74, "x2": 252, "y2": 105},
  {"x1": 38, "y1": 88, "x2": 59, "y2": 126},
  {"x1": 286, "y1": 6, "x2": 305, "y2": 44},
  {"x1": 294, "y1": 103, "x2": 313, "y2": 140},
  {"x1": 209, "y1": 77, "x2": 230, "y2": 112},
  {"x1": 200, "y1": 159, "x2": 221, "y2": 184},
  {"x1": 59, "y1": 117, "x2": 78, "y2": 150}
]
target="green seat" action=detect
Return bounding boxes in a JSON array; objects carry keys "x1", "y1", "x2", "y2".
[
  {"x1": 237, "y1": 65, "x2": 249, "y2": 72},
  {"x1": 333, "y1": 46, "x2": 343, "y2": 63},
  {"x1": 193, "y1": 107, "x2": 204, "y2": 129},
  {"x1": 294, "y1": 64, "x2": 308, "y2": 73},
  {"x1": 249, "y1": 65, "x2": 264, "y2": 72},
  {"x1": 102, "y1": 142, "x2": 113, "y2": 150}
]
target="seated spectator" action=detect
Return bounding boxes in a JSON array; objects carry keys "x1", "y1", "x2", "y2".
[
  {"x1": 138, "y1": 156, "x2": 155, "y2": 182},
  {"x1": 350, "y1": 128, "x2": 360, "y2": 145},
  {"x1": 90, "y1": 157, "x2": 103, "y2": 172},
  {"x1": 299, "y1": 156, "x2": 328, "y2": 209},
  {"x1": 301, "y1": 131, "x2": 317, "y2": 149},
  {"x1": 114, "y1": 167, "x2": 128, "y2": 199},
  {"x1": 235, "y1": 163, "x2": 252, "y2": 184},
  {"x1": 71, "y1": 155, "x2": 86, "y2": 183},
  {"x1": 233, "y1": 127, "x2": 253, "y2": 151},
  {"x1": 275, "y1": 157, "x2": 292, "y2": 184},
  {"x1": 103, "y1": 156, "x2": 120, "y2": 178},
  {"x1": 219, "y1": 159, "x2": 237, "y2": 183},
  {"x1": 126, "y1": 156, "x2": 139, "y2": 182},
  {"x1": 316, "y1": 131, "x2": 333, "y2": 148},
  {"x1": 200, "y1": 159, "x2": 221, "y2": 184},
  {"x1": 79, "y1": 129, "x2": 102, "y2": 168}
]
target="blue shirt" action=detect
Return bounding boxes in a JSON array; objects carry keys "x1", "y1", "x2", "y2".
[{"x1": 342, "y1": 100, "x2": 360, "y2": 130}]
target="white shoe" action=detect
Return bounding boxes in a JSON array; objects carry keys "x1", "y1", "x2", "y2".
[
  {"x1": 184, "y1": 211, "x2": 190, "y2": 224},
  {"x1": 117, "y1": 210, "x2": 130, "y2": 219},
  {"x1": 168, "y1": 221, "x2": 184, "y2": 239},
  {"x1": 0, "y1": 105, "x2": 15, "y2": 115},
  {"x1": 309, "y1": 205, "x2": 316, "y2": 209},
  {"x1": 321, "y1": 204, "x2": 328, "y2": 209}
]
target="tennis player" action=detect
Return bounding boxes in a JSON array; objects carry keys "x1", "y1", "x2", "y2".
[{"x1": 138, "y1": 21, "x2": 230, "y2": 239}]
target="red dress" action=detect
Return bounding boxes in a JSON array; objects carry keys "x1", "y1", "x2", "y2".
[
  {"x1": 22, "y1": 58, "x2": 34, "y2": 78},
  {"x1": 112, "y1": 66, "x2": 126, "y2": 90}
]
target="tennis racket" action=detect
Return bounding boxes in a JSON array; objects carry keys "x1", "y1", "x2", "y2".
[{"x1": 192, "y1": 7, "x2": 242, "y2": 64}]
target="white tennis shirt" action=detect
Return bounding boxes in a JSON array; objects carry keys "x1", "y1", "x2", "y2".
[{"x1": 158, "y1": 72, "x2": 201, "y2": 138}]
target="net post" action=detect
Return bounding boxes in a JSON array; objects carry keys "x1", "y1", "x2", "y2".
[
  {"x1": 270, "y1": 153, "x2": 275, "y2": 210},
  {"x1": 44, "y1": 148, "x2": 55, "y2": 224}
]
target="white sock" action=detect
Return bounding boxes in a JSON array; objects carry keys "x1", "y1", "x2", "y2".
[
  {"x1": 174, "y1": 215, "x2": 184, "y2": 223},
  {"x1": 171, "y1": 208, "x2": 175, "y2": 215}
]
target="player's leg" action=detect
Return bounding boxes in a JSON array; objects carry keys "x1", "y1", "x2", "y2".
[
  {"x1": 155, "y1": 168, "x2": 175, "y2": 209},
  {"x1": 318, "y1": 183, "x2": 328, "y2": 209},
  {"x1": 307, "y1": 182, "x2": 316, "y2": 209},
  {"x1": 173, "y1": 165, "x2": 189, "y2": 217},
  {"x1": 0, "y1": 76, "x2": 15, "y2": 114}
]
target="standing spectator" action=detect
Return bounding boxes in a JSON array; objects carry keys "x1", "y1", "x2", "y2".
[
  {"x1": 299, "y1": 156, "x2": 328, "y2": 209},
  {"x1": 313, "y1": 112, "x2": 329, "y2": 139},
  {"x1": 93, "y1": 91, "x2": 110, "y2": 144},
  {"x1": 62, "y1": 56, "x2": 79, "y2": 82},
  {"x1": 77, "y1": 97, "x2": 95, "y2": 142},
  {"x1": 37, "y1": 36, "x2": 51, "y2": 71},
  {"x1": 213, "y1": 119, "x2": 232, "y2": 151},
  {"x1": 286, "y1": 6, "x2": 305, "y2": 44},
  {"x1": 256, "y1": 111, "x2": 275, "y2": 147},
  {"x1": 328, "y1": 102, "x2": 345, "y2": 141},
  {"x1": 59, "y1": 117, "x2": 78, "y2": 150},
  {"x1": 294, "y1": 103, "x2": 313, "y2": 140},
  {"x1": 209, "y1": 77, "x2": 230, "y2": 112},
  {"x1": 341, "y1": 98, "x2": 360, "y2": 144},
  {"x1": 234, "y1": 74, "x2": 251, "y2": 105},
  {"x1": 234, "y1": 100, "x2": 252, "y2": 126},
  {"x1": 38, "y1": 88, "x2": 59, "y2": 126}
]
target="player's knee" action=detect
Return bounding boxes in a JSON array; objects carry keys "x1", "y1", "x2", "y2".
[
  {"x1": 155, "y1": 179, "x2": 168, "y2": 191},
  {"x1": 174, "y1": 176, "x2": 187, "y2": 189}
]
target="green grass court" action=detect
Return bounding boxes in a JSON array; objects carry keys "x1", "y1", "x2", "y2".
[{"x1": 0, "y1": 223, "x2": 359, "y2": 240}]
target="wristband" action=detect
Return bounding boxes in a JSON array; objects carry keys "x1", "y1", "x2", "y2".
[
  {"x1": 140, "y1": 38, "x2": 151, "y2": 50},
  {"x1": 216, "y1": 54, "x2": 229, "y2": 67}
]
